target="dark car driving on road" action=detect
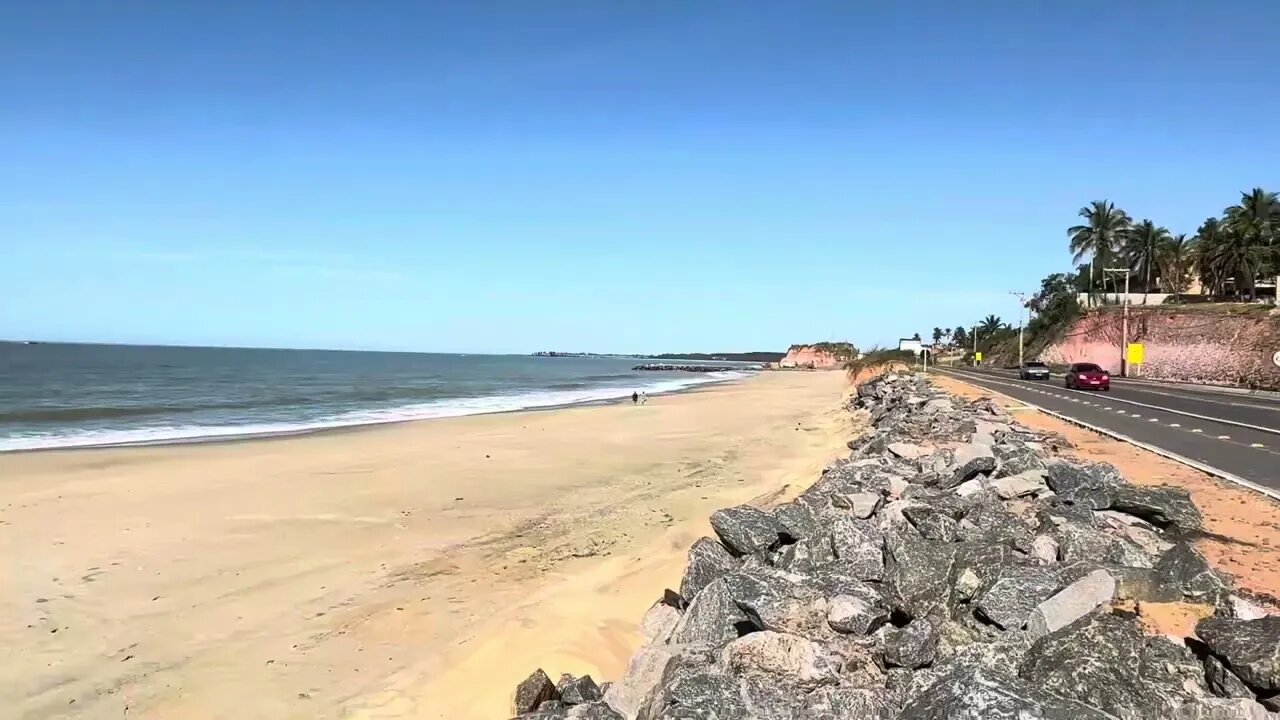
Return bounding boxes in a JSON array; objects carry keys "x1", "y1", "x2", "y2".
[
  {"x1": 1019, "y1": 361, "x2": 1051, "y2": 380},
  {"x1": 1065, "y1": 362, "x2": 1111, "y2": 391}
]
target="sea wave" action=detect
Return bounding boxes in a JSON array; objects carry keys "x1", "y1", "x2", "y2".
[{"x1": 0, "y1": 371, "x2": 752, "y2": 452}]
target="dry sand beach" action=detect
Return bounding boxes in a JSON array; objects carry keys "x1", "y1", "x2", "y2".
[{"x1": 0, "y1": 371, "x2": 853, "y2": 720}]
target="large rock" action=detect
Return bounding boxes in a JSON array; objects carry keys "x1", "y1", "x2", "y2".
[
  {"x1": 667, "y1": 577, "x2": 749, "y2": 645},
  {"x1": 719, "y1": 630, "x2": 840, "y2": 690},
  {"x1": 513, "y1": 669, "x2": 558, "y2": 715},
  {"x1": 772, "y1": 535, "x2": 836, "y2": 574},
  {"x1": 557, "y1": 674, "x2": 603, "y2": 705},
  {"x1": 710, "y1": 505, "x2": 786, "y2": 556},
  {"x1": 882, "y1": 619, "x2": 939, "y2": 669},
  {"x1": 884, "y1": 529, "x2": 955, "y2": 619},
  {"x1": 1030, "y1": 535, "x2": 1060, "y2": 565},
  {"x1": 728, "y1": 573, "x2": 832, "y2": 641},
  {"x1": 833, "y1": 492, "x2": 882, "y2": 519},
  {"x1": 993, "y1": 443, "x2": 1045, "y2": 478},
  {"x1": 1020, "y1": 612, "x2": 1207, "y2": 718},
  {"x1": 678, "y1": 537, "x2": 738, "y2": 602},
  {"x1": 804, "y1": 686, "x2": 896, "y2": 719},
  {"x1": 1172, "y1": 698, "x2": 1277, "y2": 719},
  {"x1": 827, "y1": 587, "x2": 890, "y2": 636},
  {"x1": 565, "y1": 702, "x2": 624, "y2": 719},
  {"x1": 944, "y1": 443, "x2": 997, "y2": 488},
  {"x1": 830, "y1": 517, "x2": 885, "y2": 581},
  {"x1": 1026, "y1": 569, "x2": 1115, "y2": 639},
  {"x1": 898, "y1": 664, "x2": 1115, "y2": 719},
  {"x1": 772, "y1": 500, "x2": 821, "y2": 541},
  {"x1": 1204, "y1": 653, "x2": 1255, "y2": 699},
  {"x1": 602, "y1": 645, "x2": 677, "y2": 719},
  {"x1": 1108, "y1": 485, "x2": 1202, "y2": 533},
  {"x1": 903, "y1": 505, "x2": 960, "y2": 543},
  {"x1": 636, "y1": 668, "x2": 745, "y2": 720},
  {"x1": 1156, "y1": 543, "x2": 1230, "y2": 604},
  {"x1": 639, "y1": 601, "x2": 681, "y2": 644},
  {"x1": 1045, "y1": 460, "x2": 1123, "y2": 497},
  {"x1": 991, "y1": 470, "x2": 1048, "y2": 499},
  {"x1": 888, "y1": 441, "x2": 930, "y2": 460},
  {"x1": 1197, "y1": 616, "x2": 1280, "y2": 693},
  {"x1": 974, "y1": 566, "x2": 1061, "y2": 630}
]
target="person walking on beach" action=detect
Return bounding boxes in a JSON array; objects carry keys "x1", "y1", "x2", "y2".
[
  {"x1": 640, "y1": 391, "x2": 649, "y2": 404},
  {"x1": 632, "y1": 391, "x2": 639, "y2": 405}
]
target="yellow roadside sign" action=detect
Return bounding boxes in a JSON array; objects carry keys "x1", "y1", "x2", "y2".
[
  {"x1": 1126, "y1": 343, "x2": 1144, "y2": 365},
  {"x1": 974, "y1": 352, "x2": 983, "y2": 362}
]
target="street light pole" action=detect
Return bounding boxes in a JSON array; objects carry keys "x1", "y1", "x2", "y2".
[
  {"x1": 1010, "y1": 291, "x2": 1030, "y2": 368},
  {"x1": 972, "y1": 324, "x2": 978, "y2": 366},
  {"x1": 1103, "y1": 268, "x2": 1130, "y2": 376}
]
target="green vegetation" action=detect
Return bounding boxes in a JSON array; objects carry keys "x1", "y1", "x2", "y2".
[
  {"x1": 790, "y1": 341, "x2": 858, "y2": 361},
  {"x1": 842, "y1": 346, "x2": 916, "y2": 376},
  {"x1": 939, "y1": 187, "x2": 1278, "y2": 366}
]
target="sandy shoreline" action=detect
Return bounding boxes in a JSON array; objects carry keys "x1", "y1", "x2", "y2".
[{"x1": 0, "y1": 370, "x2": 853, "y2": 720}]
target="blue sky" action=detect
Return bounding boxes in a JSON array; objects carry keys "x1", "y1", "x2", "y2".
[{"x1": 2, "y1": 1, "x2": 1277, "y2": 353}]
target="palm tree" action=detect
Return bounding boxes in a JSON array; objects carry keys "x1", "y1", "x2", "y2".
[
  {"x1": 1122, "y1": 219, "x2": 1172, "y2": 301},
  {"x1": 978, "y1": 315, "x2": 1003, "y2": 336},
  {"x1": 931, "y1": 327, "x2": 944, "y2": 345},
  {"x1": 1224, "y1": 188, "x2": 1280, "y2": 297},
  {"x1": 1159, "y1": 233, "x2": 1195, "y2": 298},
  {"x1": 1068, "y1": 200, "x2": 1132, "y2": 303},
  {"x1": 1192, "y1": 217, "x2": 1229, "y2": 296}
]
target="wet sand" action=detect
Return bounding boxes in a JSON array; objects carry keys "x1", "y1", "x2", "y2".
[{"x1": 0, "y1": 370, "x2": 854, "y2": 720}]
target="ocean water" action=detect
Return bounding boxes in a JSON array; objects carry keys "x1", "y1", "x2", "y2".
[{"x1": 0, "y1": 343, "x2": 755, "y2": 452}]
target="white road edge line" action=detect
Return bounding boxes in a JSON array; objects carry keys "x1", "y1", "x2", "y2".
[
  {"x1": 947, "y1": 367, "x2": 1280, "y2": 437},
  {"x1": 935, "y1": 370, "x2": 1280, "y2": 503}
]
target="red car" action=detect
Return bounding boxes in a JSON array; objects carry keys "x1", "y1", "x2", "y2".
[{"x1": 1065, "y1": 362, "x2": 1111, "y2": 391}]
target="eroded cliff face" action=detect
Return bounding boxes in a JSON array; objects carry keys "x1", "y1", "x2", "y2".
[
  {"x1": 1039, "y1": 308, "x2": 1280, "y2": 389},
  {"x1": 778, "y1": 345, "x2": 848, "y2": 370}
]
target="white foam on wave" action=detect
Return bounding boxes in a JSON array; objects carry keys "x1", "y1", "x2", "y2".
[{"x1": 0, "y1": 371, "x2": 753, "y2": 452}]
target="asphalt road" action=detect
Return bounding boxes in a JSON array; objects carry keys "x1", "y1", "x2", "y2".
[{"x1": 934, "y1": 365, "x2": 1280, "y2": 493}]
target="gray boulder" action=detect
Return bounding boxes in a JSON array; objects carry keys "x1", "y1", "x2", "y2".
[
  {"x1": 602, "y1": 644, "x2": 677, "y2": 719},
  {"x1": 804, "y1": 686, "x2": 896, "y2": 719},
  {"x1": 719, "y1": 630, "x2": 840, "y2": 689},
  {"x1": 827, "y1": 587, "x2": 891, "y2": 636},
  {"x1": 1197, "y1": 615, "x2": 1280, "y2": 693},
  {"x1": 513, "y1": 669, "x2": 559, "y2": 716},
  {"x1": 1030, "y1": 535, "x2": 1060, "y2": 565},
  {"x1": 899, "y1": 664, "x2": 1114, "y2": 719},
  {"x1": 1026, "y1": 569, "x2": 1115, "y2": 639},
  {"x1": 1108, "y1": 484, "x2": 1202, "y2": 532},
  {"x1": 882, "y1": 619, "x2": 938, "y2": 669},
  {"x1": 678, "y1": 537, "x2": 737, "y2": 602},
  {"x1": 991, "y1": 470, "x2": 1048, "y2": 499},
  {"x1": 888, "y1": 441, "x2": 930, "y2": 460},
  {"x1": 1173, "y1": 698, "x2": 1278, "y2": 719},
  {"x1": 1156, "y1": 543, "x2": 1230, "y2": 604},
  {"x1": 884, "y1": 529, "x2": 956, "y2": 619},
  {"x1": 833, "y1": 492, "x2": 883, "y2": 519},
  {"x1": 1045, "y1": 460, "x2": 1123, "y2": 496},
  {"x1": 772, "y1": 535, "x2": 836, "y2": 574},
  {"x1": 710, "y1": 505, "x2": 786, "y2": 556},
  {"x1": 639, "y1": 601, "x2": 681, "y2": 644},
  {"x1": 566, "y1": 702, "x2": 624, "y2": 719},
  {"x1": 830, "y1": 517, "x2": 885, "y2": 581},
  {"x1": 668, "y1": 577, "x2": 750, "y2": 645},
  {"x1": 903, "y1": 505, "x2": 960, "y2": 543},
  {"x1": 557, "y1": 675, "x2": 603, "y2": 705},
  {"x1": 772, "y1": 500, "x2": 821, "y2": 541},
  {"x1": 944, "y1": 443, "x2": 998, "y2": 488},
  {"x1": 1205, "y1": 653, "x2": 1255, "y2": 699},
  {"x1": 1020, "y1": 612, "x2": 1207, "y2": 718},
  {"x1": 974, "y1": 566, "x2": 1062, "y2": 630},
  {"x1": 993, "y1": 443, "x2": 1045, "y2": 478},
  {"x1": 636, "y1": 668, "x2": 745, "y2": 720}
]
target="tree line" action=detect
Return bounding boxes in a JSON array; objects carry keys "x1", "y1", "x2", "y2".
[{"x1": 1069, "y1": 188, "x2": 1279, "y2": 300}]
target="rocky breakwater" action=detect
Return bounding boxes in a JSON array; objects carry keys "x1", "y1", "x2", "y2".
[
  {"x1": 508, "y1": 372, "x2": 1280, "y2": 719},
  {"x1": 633, "y1": 364, "x2": 753, "y2": 373}
]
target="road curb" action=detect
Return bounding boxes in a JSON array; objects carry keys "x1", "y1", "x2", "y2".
[{"x1": 934, "y1": 369, "x2": 1280, "y2": 504}]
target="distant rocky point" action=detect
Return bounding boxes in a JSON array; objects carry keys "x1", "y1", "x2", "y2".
[
  {"x1": 632, "y1": 364, "x2": 755, "y2": 373},
  {"x1": 777, "y1": 342, "x2": 858, "y2": 370}
]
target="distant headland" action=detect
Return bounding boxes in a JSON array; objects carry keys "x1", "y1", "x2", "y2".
[{"x1": 532, "y1": 350, "x2": 784, "y2": 362}]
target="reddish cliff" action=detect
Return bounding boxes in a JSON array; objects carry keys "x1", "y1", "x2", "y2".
[
  {"x1": 778, "y1": 343, "x2": 855, "y2": 370},
  {"x1": 1039, "y1": 307, "x2": 1280, "y2": 389}
]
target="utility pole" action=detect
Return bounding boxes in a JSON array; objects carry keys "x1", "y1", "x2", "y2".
[
  {"x1": 1103, "y1": 268, "x2": 1130, "y2": 376},
  {"x1": 1010, "y1": 291, "x2": 1030, "y2": 367},
  {"x1": 972, "y1": 324, "x2": 978, "y2": 366}
]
